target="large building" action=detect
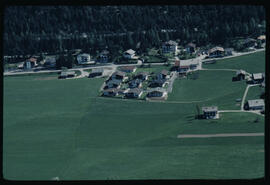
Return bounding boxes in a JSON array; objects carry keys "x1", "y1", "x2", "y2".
[
  {"x1": 208, "y1": 47, "x2": 225, "y2": 58},
  {"x1": 247, "y1": 99, "x2": 265, "y2": 110}
]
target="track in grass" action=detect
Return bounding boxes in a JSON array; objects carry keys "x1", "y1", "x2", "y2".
[{"x1": 177, "y1": 133, "x2": 264, "y2": 138}]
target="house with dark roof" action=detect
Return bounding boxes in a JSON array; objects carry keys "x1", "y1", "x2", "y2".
[
  {"x1": 104, "y1": 79, "x2": 122, "y2": 89},
  {"x1": 97, "y1": 50, "x2": 109, "y2": 63},
  {"x1": 111, "y1": 71, "x2": 126, "y2": 80},
  {"x1": 162, "y1": 40, "x2": 178, "y2": 54},
  {"x1": 134, "y1": 72, "x2": 149, "y2": 81},
  {"x1": 157, "y1": 70, "x2": 169, "y2": 80},
  {"x1": 149, "y1": 79, "x2": 166, "y2": 88},
  {"x1": 208, "y1": 47, "x2": 225, "y2": 58},
  {"x1": 102, "y1": 88, "x2": 119, "y2": 97},
  {"x1": 129, "y1": 79, "x2": 143, "y2": 88},
  {"x1": 43, "y1": 56, "x2": 56, "y2": 68},
  {"x1": 125, "y1": 88, "x2": 143, "y2": 98},
  {"x1": 185, "y1": 43, "x2": 196, "y2": 53},
  {"x1": 235, "y1": 69, "x2": 246, "y2": 81}
]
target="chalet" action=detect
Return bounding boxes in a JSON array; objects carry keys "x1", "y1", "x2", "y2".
[
  {"x1": 123, "y1": 49, "x2": 136, "y2": 59},
  {"x1": 24, "y1": 57, "x2": 38, "y2": 69},
  {"x1": 246, "y1": 99, "x2": 265, "y2": 110},
  {"x1": 242, "y1": 38, "x2": 257, "y2": 48},
  {"x1": 97, "y1": 50, "x2": 109, "y2": 63},
  {"x1": 157, "y1": 70, "x2": 169, "y2": 80},
  {"x1": 104, "y1": 79, "x2": 122, "y2": 89},
  {"x1": 134, "y1": 72, "x2": 149, "y2": 81},
  {"x1": 236, "y1": 69, "x2": 246, "y2": 81},
  {"x1": 43, "y1": 56, "x2": 56, "y2": 68},
  {"x1": 185, "y1": 43, "x2": 196, "y2": 53},
  {"x1": 129, "y1": 79, "x2": 143, "y2": 88},
  {"x1": 257, "y1": 35, "x2": 266, "y2": 43},
  {"x1": 102, "y1": 88, "x2": 119, "y2": 97},
  {"x1": 119, "y1": 66, "x2": 137, "y2": 73},
  {"x1": 162, "y1": 40, "x2": 178, "y2": 54},
  {"x1": 59, "y1": 71, "x2": 76, "y2": 79},
  {"x1": 251, "y1": 73, "x2": 264, "y2": 84},
  {"x1": 147, "y1": 88, "x2": 167, "y2": 98},
  {"x1": 125, "y1": 88, "x2": 143, "y2": 98},
  {"x1": 111, "y1": 71, "x2": 126, "y2": 80},
  {"x1": 77, "y1": 53, "x2": 94, "y2": 64},
  {"x1": 202, "y1": 106, "x2": 218, "y2": 119},
  {"x1": 149, "y1": 79, "x2": 166, "y2": 88},
  {"x1": 208, "y1": 47, "x2": 225, "y2": 58},
  {"x1": 89, "y1": 68, "x2": 104, "y2": 78}
]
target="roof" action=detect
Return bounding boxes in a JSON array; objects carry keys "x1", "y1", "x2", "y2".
[
  {"x1": 208, "y1": 47, "x2": 224, "y2": 54},
  {"x1": 160, "y1": 70, "x2": 169, "y2": 75},
  {"x1": 29, "y1": 57, "x2": 37, "y2": 62},
  {"x1": 103, "y1": 88, "x2": 118, "y2": 93},
  {"x1": 148, "y1": 87, "x2": 166, "y2": 93},
  {"x1": 152, "y1": 79, "x2": 166, "y2": 84},
  {"x1": 127, "y1": 88, "x2": 142, "y2": 94},
  {"x1": 78, "y1": 53, "x2": 90, "y2": 57},
  {"x1": 252, "y1": 73, "x2": 263, "y2": 80},
  {"x1": 243, "y1": 38, "x2": 256, "y2": 43},
  {"x1": 60, "y1": 71, "x2": 75, "y2": 76},
  {"x1": 112, "y1": 71, "x2": 126, "y2": 77},
  {"x1": 175, "y1": 60, "x2": 180, "y2": 66},
  {"x1": 124, "y1": 49, "x2": 135, "y2": 55},
  {"x1": 91, "y1": 68, "x2": 104, "y2": 73},
  {"x1": 202, "y1": 106, "x2": 218, "y2": 112},
  {"x1": 248, "y1": 99, "x2": 264, "y2": 107},
  {"x1": 186, "y1": 43, "x2": 196, "y2": 48},
  {"x1": 119, "y1": 66, "x2": 136, "y2": 71},
  {"x1": 106, "y1": 79, "x2": 122, "y2": 85},
  {"x1": 164, "y1": 40, "x2": 178, "y2": 46},
  {"x1": 137, "y1": 71, "x2": 149, "y2": 76},
  {"x1": 236, "y1": 69, "x2": 246, "y2": 75},
  {"x1": 100, "y1": 50, "x2": 109, "y2": 55},
  {"x1": 257, "y1": 35, "x2": 266, "y2": 40}
]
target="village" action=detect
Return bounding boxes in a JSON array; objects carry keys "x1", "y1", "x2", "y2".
[{"x1": 4, "y1": 35, "x2": 266, "y2": 120}]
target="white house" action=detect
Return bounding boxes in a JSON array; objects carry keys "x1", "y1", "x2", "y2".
[
  {"x1": 77, "y1": 53, "x2": 94, "y2": 64},
  {"x1": 123, "y1": 49, "x2": 136, "y2": 59}
]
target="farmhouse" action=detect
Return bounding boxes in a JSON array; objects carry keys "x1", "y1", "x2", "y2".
[
  {"x1": 119, "y1": 66, "x2": 137, "y2": 73},
  {"x1": 236, "y1": 69, "x2": 246, "y2": 80},
  {"x1": 104, "y1": 79, "x2": 122, "y2": 89},
  {"x1": 147, "y1": 88, "x2": 167, "y2": 98},
  {"x1": 59, "y1": 71, "x2": 76, "y2": 79},
  {"x1": 97, "y1": 50, "x2": 109, "y2": 63},
  {"x1": 77, "y1": 53, "x2": 94, "y2": 64},
  {"x1": 111, "y1": 71, "x2": 126, "y2": 80},
  {"x1": 43, "y1": 56, "x2": 56, "y2": 68},
  {"x1": 208, "y1": 47, "x2": 225, "y2": 58},
  {"x1": 246, "y1": 99, "x2": 265, "y2": 110},
  {"x1": 185, "y1": 43, "x2": 196, "y2": 53},
  {"x1": 134, "y1": 72, "x2": 149, "y2": 81},
  {"x1": 24, "y1": 57, "x2": 38, "y2": 69},
  {"x1": 125, "y1": 88, "x2": 143, "y2": 98},
  {"x1": 123, "y1": 49, "x2": 136, "y2": 59},
  {"x1": 202, "y1": 106, "x2": 218, "y2": 119},
  {"x1": 251, "y1": 73, "x2": 264, "y2": 84},
  {"x1": 89, "y1": 68, "x2": 103, "y2": 78},
  {"x1": 162, "y1": 40, "x2": 178, "y2": 54}
]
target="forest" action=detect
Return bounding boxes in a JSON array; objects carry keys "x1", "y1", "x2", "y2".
[{"x1": 3, "y1": 5, "x2": 265, "y2": 58}]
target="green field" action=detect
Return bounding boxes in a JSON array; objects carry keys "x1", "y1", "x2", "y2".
[
  {"x1": 203, "y1": 51, "x2": 265, "y2": 73},
  {"x1": 245, "y1": 85, "x2": 264, "y2": 101},
  {"x1": 3, "y1": 52, "x2": 265, "y2": 180},
  {"x1": 168, "y1": 70, "x2": 246, "y2": 110}
]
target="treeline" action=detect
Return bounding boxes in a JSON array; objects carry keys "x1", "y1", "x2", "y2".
[{"x1": 3, "y1": 5, "x2": 265, "y2": 57}]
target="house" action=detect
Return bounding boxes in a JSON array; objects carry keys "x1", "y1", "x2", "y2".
[
  {"x1": 77, "y1": 53, "x2": 94, "y2": 64},
  {"x1": 97, "y1": 50, "x2": 109, "y2": 63},
  {"x1": 246, "y1": 99, "x2": 265, "y2": 110},
  {"x1": 118, "y1": 66, "x2": 137, "y2": 73},
  {"x1": 242, "y1": 38, "x2": 257, "y2": 48},
  {"x1": 208, "y1": 47, "x2": 225, "y2": 58},
  {"x1": 102, "y1": 88, "x2": 119, "y2": 97},
  {"x1": 257, "y1": 35, "x2": 266, "y2": 43},
  {"x1": 157, "y1": 70, "x2": 169, "y2": 80},
  {"x1": 162, "y1": 40, "x2": 178, "y2": 54},
  {"x1": 224, "y1": 48, "x2": 234, "y2": 56},
  {"x1": 59, "y1": 71, "x2": 76, "y2": 79},
  {"x1": 202, "y1": 106, "x2": 218, "y2": 119},
  {"x1": 111, "y1": 71, "x2": 126, "y2": 81},
  {"x1": 125, "y1": 88, "x2": 143, "y2": 98},
  {"x1": 236, "y1": 69, "x2": 246, "y2": 81},
  {"x1": 149, "y1": 79, "x2": 166, "y2": 88},
  {"x1": 251, "y1": 73, "x2": 264, "y2": 84},
  {"x1": 134, "y1": 72, "x2": 149, "y2": 81},
  {"x1": 43, "y1": 56, "x2": 56, "y2": 68},
  {"x1": 104, "y1": 79, "x2": 122, "y2": 89},
  {"x1": 147, "y1": 88, "x2": 167, "y2": 98},
  {"x1": 123, "y1": 49, "x2": 136, "y2": 59},
  {"x1": 24, "y1": 57, "x2": 38, "y2": 69},
  {"x1": 185, "y1": 43, "x2": 196, "y2": 53},
  {"x1": 129, "y1": 79, "x2": 143, "y2": 88},
  {"x1": 89, "y1": 68, "x2": 103, "y2": 78}
]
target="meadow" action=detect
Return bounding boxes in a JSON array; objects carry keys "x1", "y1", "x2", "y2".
[{"x1": 3, "y1": 51, "x2": 265, "y2": 180}]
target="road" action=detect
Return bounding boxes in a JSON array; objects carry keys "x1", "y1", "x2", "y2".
[
  {"x1": 177, "y1": 132, "x2": 264, "y2": 138},
  {"x1": 240, "y1": 84, "x2": 260, "y2": 110}
]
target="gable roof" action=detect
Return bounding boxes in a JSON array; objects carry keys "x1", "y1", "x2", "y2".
[
  {"x1": 147, "y1": 87, "x2": 166, "y2": 93},
  {"x1": 164, "y1": 40, "x2": 178, "y2": 46},
  {"x1": 186, "y1": 42, "x2": 196, "y2": 48},
  {"x1": 257, "y1": 35, "x2": 266, "y2": 40},
  {"x1": 127, "y1": 88, "x2": 142, "y2": 95},
  {"x1": 106, "y1": 79, "x2": 122, "y2": 85},
  {"x1": 160, "y1": 69, "x2": 169, "y2": 76},
  {"x1": 208, "y1": 47, "x2": 224, "y2": 54},
  {"x1": 124, "y1": 49, "x2": 135, "y2": 55},
  {"x1": 112, "y1": 71, "x2": 126, "y2": 77},
  {"x1": 236, "y1": 69, "x2": 246, "y2": 75},
  {"x1": 202, "y1": 106, "x2": 218, "y2": 112},
  {"x1": 252, "y1": 73, "x2": 263, "y2": 80},
  {"x1": 248, "y1": 99, "x2": 264, "y2": 107}
]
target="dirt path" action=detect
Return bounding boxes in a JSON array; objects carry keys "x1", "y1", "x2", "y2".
[
  {"x1": 240, "y1": 84, "x2": 260, "y2": 110},
  {"x1": 177, "y1": 132, "x2": 264, "y2": 138}
]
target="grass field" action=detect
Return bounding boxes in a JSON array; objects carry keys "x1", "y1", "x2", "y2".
[
  {"x1": 3, "y1": 52, "x2": 265, "y2": 180},
  {"x1": 203, "y1": 51, "x2": 265, "y2": 73},
  {"x1": 168, "y1": 70, "x2": 246, "y2": 110},
  {"x1": 245, "y1": 85, "x2": 264, "y2": 101}
]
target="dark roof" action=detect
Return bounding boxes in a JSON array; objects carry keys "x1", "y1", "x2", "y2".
[
  {"x1": 106, "y1": 79, "x2": 122, "y2": 85},
  {"x1": 152, "y1": 79, "x2": 166, "y2": 84}
]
